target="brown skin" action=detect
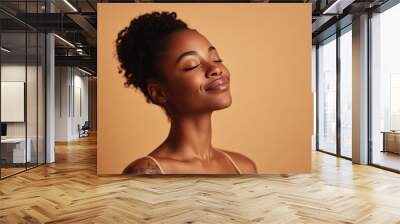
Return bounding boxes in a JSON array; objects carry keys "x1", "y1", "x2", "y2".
[{"x1": 123, "y1": 29, "x2": 257, "y2": 175}]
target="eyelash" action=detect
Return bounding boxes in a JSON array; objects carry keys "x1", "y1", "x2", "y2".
[{"x1": 184, "y1": 59, "x2": 223, "y2": 71}]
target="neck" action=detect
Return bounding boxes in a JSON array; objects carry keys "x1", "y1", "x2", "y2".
[{"x1": 164, "y1": 112, "x2": 214, "y2": 160}]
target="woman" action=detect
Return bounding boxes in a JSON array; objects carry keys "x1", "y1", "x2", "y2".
[{"x1": 116, "y1": 11, "x2": 257, "y2": 174}]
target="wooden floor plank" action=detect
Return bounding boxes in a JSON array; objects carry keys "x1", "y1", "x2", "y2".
[{"x1": 0, "y1": 134, "x2": 399, "y2": 223}]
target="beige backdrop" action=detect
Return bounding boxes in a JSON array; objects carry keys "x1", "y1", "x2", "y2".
[{"x1": 97, "y1": 3, "x2": 312, "y2": 174}]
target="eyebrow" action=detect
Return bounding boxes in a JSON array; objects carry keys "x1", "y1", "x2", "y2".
[{"x1": 175, "y1": 46, "x2": 217, "y2": 64}]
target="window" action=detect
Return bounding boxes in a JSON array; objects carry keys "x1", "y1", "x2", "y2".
[
  {"x1": 317, "y1": 35, "x2": 337, "y2": 154},
  {"x1": 371, "y1": 2, "x2": 400, "y2": 171},
  {"x1": 339, "y1": 27, "x2": 352, "y2": 158}
]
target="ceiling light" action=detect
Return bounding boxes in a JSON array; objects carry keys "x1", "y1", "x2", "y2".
[
  {"x1": 63, "y1": 0, "x2": 78, "y2": 12},
  {"x1": 76, "y1": 48, "x2": 86, "y2": 56},
  {"x1": 322, "y1": 0, "x2": 354, "y2": 15},
  {"x1": 1, "y1": 47, "x2": 11, "y2": 53},
  {"x1": 54, "y1": 34, "x2": 75, "y2": 48},
  {"x1": 77, "y1": 67, "x2": 93, "y2": 76}
]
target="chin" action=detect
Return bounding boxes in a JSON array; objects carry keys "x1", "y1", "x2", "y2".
[{"x1": 212, "y1": 96, "x2": 232, "y2": 111}]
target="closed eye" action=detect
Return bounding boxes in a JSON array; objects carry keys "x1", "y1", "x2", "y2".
[
  {"x1": 184, "y1": 64, "x2": 200, "y2": 71},
  {"x1": 183, "y1": 59, "x2": 223, "y2": 71}
]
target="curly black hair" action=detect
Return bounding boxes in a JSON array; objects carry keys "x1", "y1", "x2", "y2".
[{"x1": 116, "y1": 11, "x2": 188, "y2": 104}]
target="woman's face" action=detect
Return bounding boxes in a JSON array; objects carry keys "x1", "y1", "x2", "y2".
[{"x1": 157, "y1": 29, "x2": 232, "y2": 115}]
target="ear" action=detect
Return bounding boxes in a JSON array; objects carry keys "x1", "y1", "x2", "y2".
[{"x1": 147, "y1": 82, "x2": 167, "y2": 105}]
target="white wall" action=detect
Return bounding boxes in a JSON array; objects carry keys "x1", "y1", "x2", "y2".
[
  {"x1": 72, "y1": 73, "x2": 89, "y2": 138},
  {"x1": 55, "y1": 67, "x2": 89, "y2": 141},
  {"x1": 55, "y1": 66, "x2": 70, "y2": 141}
]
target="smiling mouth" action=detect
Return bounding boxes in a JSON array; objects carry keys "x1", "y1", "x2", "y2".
[{"x1": 204, "y1": 77, "x2": 229, "y2": 92}]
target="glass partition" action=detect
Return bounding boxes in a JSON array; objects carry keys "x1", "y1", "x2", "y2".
[
  {"x1": 0, "y1": 1, "x2": 46, "y2": 179},
  {"x1": 1, "y1": 30, "x2": 28, "y2": 177},
  {"x1": 27, "y1": 31, "x2": 38, "y2": 169},
  {"x1": 38, "y1": 32, "x2": 45, "y2": 165}
]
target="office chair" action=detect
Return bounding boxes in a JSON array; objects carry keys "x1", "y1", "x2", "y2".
[{"x1": 79, "y1": 121, "x2": 90, "y2": 138}]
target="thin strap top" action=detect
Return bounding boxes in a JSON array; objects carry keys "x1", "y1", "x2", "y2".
[
  {"x1": 219, "y1": 150, "x2": 242, "y2": 174},
  {"x1": 145, "y1": 151, "x2": 242, "y2": 174},
  {"x1": 144, "y1": 156, "x2": 165, "y2": 174}
]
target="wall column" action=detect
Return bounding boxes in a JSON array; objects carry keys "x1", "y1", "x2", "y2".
[
  {"x1": 352, "y1": 14, "x2": 369, "y2": 164},
  {"x1": 46, "y1": 32, "x2": 55, "y2": 163}
]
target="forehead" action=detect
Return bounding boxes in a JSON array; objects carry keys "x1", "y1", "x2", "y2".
[{"x1": 163, "y1": 29, "x2": 212, "y2": 55}]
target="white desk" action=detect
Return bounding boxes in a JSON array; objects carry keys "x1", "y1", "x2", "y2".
[{"x1": 1, "y1": 138, "x2": 31, "y2": 163}]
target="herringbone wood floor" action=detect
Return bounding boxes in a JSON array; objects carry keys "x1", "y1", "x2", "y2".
[{"x1": 1, "y1": 134, "x2": 400, "y2": 224}]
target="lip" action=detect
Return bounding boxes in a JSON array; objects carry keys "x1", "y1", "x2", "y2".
[{"x1": 204, "y1": 76, "x2": 229, "y2": 92}]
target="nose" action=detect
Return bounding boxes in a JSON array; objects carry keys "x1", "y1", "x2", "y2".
[{"x1": 205, "y1": 64, "x2": 222, "y2": 78}]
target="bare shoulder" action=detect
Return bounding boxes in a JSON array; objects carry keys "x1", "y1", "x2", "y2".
[
  {"x1": 122, "y1": 157, "x2": 162, "y2": 175},
  {"x1": 222, "y1": 150, "x2": 258, "y2": 174}
]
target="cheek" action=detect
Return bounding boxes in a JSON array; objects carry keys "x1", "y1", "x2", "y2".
[{"x1": 168, "y1": 73, "x2": 204, "y2": 96}]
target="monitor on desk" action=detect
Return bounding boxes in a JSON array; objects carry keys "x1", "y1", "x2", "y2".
[{"x1": 1, "y1": 123, "x2": 7, "y2": 138}]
